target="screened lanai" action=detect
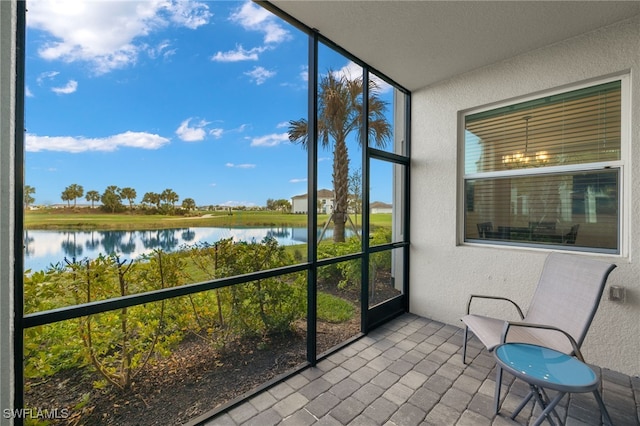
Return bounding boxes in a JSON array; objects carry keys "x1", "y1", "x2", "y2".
[{"x1": 2, "y1": 1, "x2": 640, "y2": 425}]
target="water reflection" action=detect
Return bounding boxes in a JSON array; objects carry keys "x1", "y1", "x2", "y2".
[
  {"x1": 24, "y1": 226, "x2": 351, "y2": 273},
  {"x1": 266, "y1": 227, "x2": 291, "y2": 239},
  {"x1": 139, "y1": 229, "x2": 181, "y2": 251},
  {"x1": 61, "y1": 234, "x2": 83, "y2": 258}
]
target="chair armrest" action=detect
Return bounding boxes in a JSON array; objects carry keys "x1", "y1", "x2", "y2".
[
  {"x1": 466, "y1": 294, "x2": 525, "y2": 319},
  {"x1": 500, "y1": 321, "x2": 584, "y2": 362}
]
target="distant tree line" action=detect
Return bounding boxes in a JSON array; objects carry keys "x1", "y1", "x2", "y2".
[
  {"x1": 266, "y1": 198, "x2": 291, "y2": 212},
  {"x1": 25, "y1": 185, "x2": 296, "y2": 214},
  {"x1": 25, "y1": 183, "x2": 197, "y2": 215}
]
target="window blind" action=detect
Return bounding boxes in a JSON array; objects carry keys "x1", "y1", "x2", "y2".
[
  {"x1": 465, "y1": 81, "x2": 621, "y2": 174},
  {"x1": 466, "y1": 170, "x2": 618, "y2": 250}
]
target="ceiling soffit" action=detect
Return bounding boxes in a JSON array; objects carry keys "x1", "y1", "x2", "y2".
[{"x1": 267, "y1": 1, "x2": 640, "y2": 91}]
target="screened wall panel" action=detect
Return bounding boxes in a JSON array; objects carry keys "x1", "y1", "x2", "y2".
[{"x1": 18, "y1": 2, "x2": 410, "y2": 423}]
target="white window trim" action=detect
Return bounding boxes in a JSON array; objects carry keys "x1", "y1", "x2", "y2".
[{"x1": 459, "y1": 74, "x2": 630, "y2": 256}]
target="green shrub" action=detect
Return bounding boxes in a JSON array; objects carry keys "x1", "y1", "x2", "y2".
[{"x1": 317, "y1": 227, "x2": 393, "y2": 290}]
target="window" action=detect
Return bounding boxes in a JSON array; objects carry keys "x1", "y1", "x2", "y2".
[{"x1": 463, "y1": 78, "x2": 625, "y2": 253}]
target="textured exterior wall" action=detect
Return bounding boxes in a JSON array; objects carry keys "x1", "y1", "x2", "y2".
[
  {"x1": 0, "y1": 1, "x2": 17, "y2": 424},
  {"x1": 410, "y1": 14, "x2": 640, "y2": 376}
]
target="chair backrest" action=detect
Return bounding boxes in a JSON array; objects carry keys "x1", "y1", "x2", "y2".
[
  {"x1": 563, "y1": 224, "x2": 580, "y2": 244},
  {"x1": 477, "y1": 222, "x2": 493, "y2": 238},
  {"x1": 524, "y1": 252, "x2": 616, "y2": 350},
  {"x1": 529, "y1": 221, "x2": 556, "y2": 231}
]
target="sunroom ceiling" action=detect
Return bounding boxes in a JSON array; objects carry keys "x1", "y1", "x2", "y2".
[{"x1": 267, "y1": 1, "x2": 640, "y2": 91}]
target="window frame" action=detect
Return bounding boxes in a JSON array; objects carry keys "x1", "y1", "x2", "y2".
[{"x1": 460, "y1": 74, "x2": 629, "y2": 255}]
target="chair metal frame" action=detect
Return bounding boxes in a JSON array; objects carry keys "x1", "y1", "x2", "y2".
[{"x1": 460, "y1": 252, "x2": 617, "y2": 417}]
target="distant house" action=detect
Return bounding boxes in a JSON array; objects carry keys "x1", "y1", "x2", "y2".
[
  {"x1": 291, "y1": 189, "x2": 334, "y2": 214},
  {"x1": 370, "y1": 201, "x2": 392, "y2": 214}
]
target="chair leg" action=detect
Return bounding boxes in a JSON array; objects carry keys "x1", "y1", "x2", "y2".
[
  {"x1": 462, "y1": 326, "x2": 469, "y2": 364},
  {"x1": 494, "y1": 365, "x2": 503, "y2": 415},
  {"x1": 538, "y1": 388, "x2": 563, "y2": 424},
  {"x1": 593, "y1": 390, "x2": 613, "y2": 426},
  {"x1": 532, "y1": 391, "x2": 565, "y2": 426},
  {"x1": 510, "y1": 385, "x2": 535, "y2": 420}
]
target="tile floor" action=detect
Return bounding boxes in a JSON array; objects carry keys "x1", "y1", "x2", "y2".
[{"x1": 203, "y1": 313, "x2": 639, "y2": 426}]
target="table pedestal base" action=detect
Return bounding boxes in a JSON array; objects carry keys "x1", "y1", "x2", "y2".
[
  {"x1": 493, "y1": 343, "x2": 614, "y2": 426},
  {"x1": 496, "y1": 367, "x2": 613, "y2": 426}
]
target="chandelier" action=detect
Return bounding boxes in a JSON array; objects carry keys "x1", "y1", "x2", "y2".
[{"x1": 502, "y1": 116, "x2": 549, "y2": 167}]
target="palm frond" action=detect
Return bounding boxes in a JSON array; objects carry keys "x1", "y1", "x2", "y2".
[{"x1": 288, "y1": 119, "x2": 309, "y2": 150}]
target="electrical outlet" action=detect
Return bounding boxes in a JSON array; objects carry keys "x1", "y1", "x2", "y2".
[{"x1": 609, "y1": 286, "x2": 626, "y2": 303}]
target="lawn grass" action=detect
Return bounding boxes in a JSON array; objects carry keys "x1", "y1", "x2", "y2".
[
  {"x1": 317, "y1": 292, "x2": 356, "y2": 323},
  {"x1": 25, "y1": 208, "x2": 311, "y2": 230},
  {"x1": 25, "y1": 208, "x2": 391, "y2": 230}
]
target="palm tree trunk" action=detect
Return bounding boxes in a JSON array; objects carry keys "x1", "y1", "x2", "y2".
[{"x1": 332, "y1": 137, "x2": 349, "y2": 243}]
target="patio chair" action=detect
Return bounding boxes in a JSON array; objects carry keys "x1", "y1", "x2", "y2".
[
  {"x1": 477, "y1": 222, "x2": 493, "y2": 238},
  {"x1": 461, "y1": 251, "x2": 616, "y2": 363},
  {"x1": 563, "y1": 224, "x2": 580, "y2": 244}
]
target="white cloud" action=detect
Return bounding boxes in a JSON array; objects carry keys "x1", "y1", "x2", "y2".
[
  {"x1": 25, "y1": 86, "x2": 34, "y2": 97},
  {"x1": 230, "y1": 2, "x2": 290, "y2": 44},
  {"x1": 147, "y1": 40, "x2": 177, "y2": 60},
  {"x1": 276, "y1": 121, "x2": 289, "y2": 128},
  {"x1": 225, "y1": 162, "x2": 256, "y2": 169},
  {"x1": 26, "y1": 131, "x2": 170, "y2": 153},
  {"x1": 215, "y1": 2, "x2": 287, "y2": 66},
  {"x1": 250, "y1": 132, "x2": 288, "y2": 147},
  {"x1": 300, "y1": 66, "x2": 309, "y2": 82},
  {"x1": 175, "y1": 118, "x2": 209, "y2": 142},
  {"x1": 166, "y1": 0, "x2": 212, "y2": 29},
  {"x1": 51, "y1": 80, "x2": 78, "y2": 95},
  {"x1": 210, "y1": 128, "x2": 224, "y2": 139},
  {"x1": 244, "y1": 66, "x2": 275, "y2": 85},
  {"x1": 27, "y1": 0, "x2": 212, "y2": 74},
  {"x1": 221, "y1": 200, "x2": 256, "y2": 207},
  {"x1": 332, "y1": 62, "x2": 363, "y2": 81},
  {"x1": 289, "y1": 178, "x2": 307, "y2": 183},
  {"x1": 36, "y1": 71, "x2": 60, "y2": 85},
  {"x1": 333, "y1": 61, "x2": 392, "y2": 93},
  {"x1": 211, "y1": 45, "x2": 265, "y2": 62}
]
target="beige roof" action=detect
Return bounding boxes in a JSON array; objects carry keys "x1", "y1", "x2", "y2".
[
  {"x1": 370, "y1": 201, "x2": 392, "y2": 209},
  {"x1": 292, "y1": 189, "x2": 334, "y2": 200}
]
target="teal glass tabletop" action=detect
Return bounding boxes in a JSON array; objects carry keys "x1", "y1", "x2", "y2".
[{"x1": 494, "y1": 343, "x2": 598, "y2": 389}]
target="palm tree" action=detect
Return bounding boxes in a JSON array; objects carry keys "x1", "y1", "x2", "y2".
[
  {"x1": 181, "y1": 197, "x2": 196, "y2": 211},
  {"x1": 119, "y1": 187, "x2": 137, "y2": 211},
  {"x1": 101, "y1": 185, "x2": 123, "y2": 213},
  {"x1": 64, "y1": 183, "x2": 84, "y2": 207},
  {"x1": 61, "y1": 188, "x2": 72, "y2": 207},
  {"x1": 142, "y1": 191, "x2": 161, "y2": 210},
  {"x1": 85, "y1": 190, "x2": 100, "y2": 208},
  {"x1": 288, "y1": 70, "x2": 391, "y2": 242},
  {"x1": 160, "y1": 188, "x2": 179, "y2": 212},
  {"x1": 24, "y1": 185, "x2": 35, "y2": 209}
]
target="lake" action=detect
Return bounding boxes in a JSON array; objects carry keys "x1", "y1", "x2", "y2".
[{"x1": 23, "y1": 226, "x2": 348, "y2": 273}]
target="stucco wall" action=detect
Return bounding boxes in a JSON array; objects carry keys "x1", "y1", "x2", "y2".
[
  {"x1": 410, "y1": 14, "x2": 640, "y2": 376},
  {"x1": 0, "y1": 1, "x2": 17, "y2": 423}
]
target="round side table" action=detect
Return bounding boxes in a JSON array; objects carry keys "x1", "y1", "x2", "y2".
[{"x1": 493, "y1": 343, "x2": 612, "y2": 426}]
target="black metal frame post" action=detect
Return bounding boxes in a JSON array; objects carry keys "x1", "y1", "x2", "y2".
[{"x1": 306, "y1": 30, "x2": 319, "y2": 365}]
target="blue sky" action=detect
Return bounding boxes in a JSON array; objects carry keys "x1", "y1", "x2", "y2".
[{"x1": 25, "y1": 0, "x2": 395, "y2": 208}]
